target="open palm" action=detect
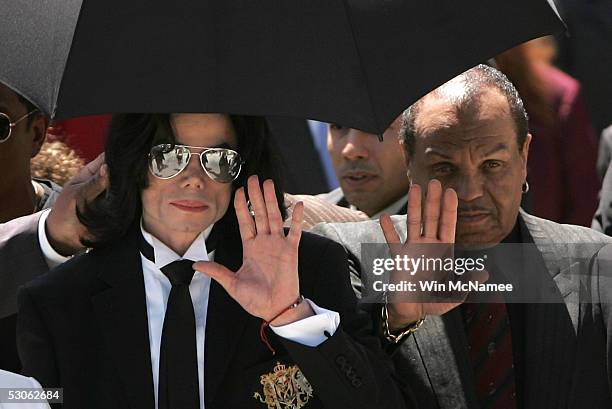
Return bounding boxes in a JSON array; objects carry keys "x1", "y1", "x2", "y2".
[
  {"x1": 194, "y1": 175, "x2": 304, "y2": 322},
  {"x1": 379, "y1": 179, "x2": 488, "y2": 330}
]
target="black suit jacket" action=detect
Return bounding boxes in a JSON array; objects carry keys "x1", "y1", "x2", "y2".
[
  {"x1": 17, "y1": 225, "x2": 412, "y2": 409},
  {"x1": 0, "y1": 212, "x2": 53, "y2": 373},
  {"x1": 313, "y1": 210, "x2": 612, "y2": 409},
  {"x1": 0, "y1": 180, "x2": 61, "y2": 372}
]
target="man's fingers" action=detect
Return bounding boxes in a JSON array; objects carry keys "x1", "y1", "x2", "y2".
[
  {"x1": 406, "y1": 184, "x2": 422, "y2": 241},
  {"x1": 77, "y1": 163, "x2": 109, "y2": 201},
  {"x1": 423, "y1": 179, "x2": 442, "y2": 239},
  {"x1": 287, "y1": 201, "x2": 304, "y2": 246},
  {"x1": 70, "y1": 153, "x2": 106, "y2": 185},
  {"x1": 247, "y1": 175, "x2": 270, "y2": 234},
  {"x1": 380, "y1": 214, "x2": 401, "y2": 247},
  {"x1": 234, "y1": 187, "x2": 256, "y2": 241},
  {"x1": 263, "y1": 179, "x2": 283, "y2": 235},
  {"x1": 193, "y1": 261, "x2": 236, "y2": 293},
  {"x1": 438, "y1": 188, "x2": 458, "y2": 243}
]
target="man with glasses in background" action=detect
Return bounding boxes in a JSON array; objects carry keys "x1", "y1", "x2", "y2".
[
  {"x1": 0, "y1": 82, "x2": 107, "y2": 373},
  {"x1": 0, "y1": 83, "x2": 56, "y2": 223}
]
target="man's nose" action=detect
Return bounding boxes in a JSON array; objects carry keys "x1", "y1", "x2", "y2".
[
  {"x1": 180, "y1": 154, "x2": 207, "y2": 188},
  {"x1": 452, "y1": 173, "x2": 484, "y2": 202},
  {"x1": 341, "y1": 130, "x2": 372, "y2": 161}
]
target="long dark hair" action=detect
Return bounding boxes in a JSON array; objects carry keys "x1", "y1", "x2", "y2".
[{"x1": 78, "y1": 114, "x2": 286, "y2": 247}]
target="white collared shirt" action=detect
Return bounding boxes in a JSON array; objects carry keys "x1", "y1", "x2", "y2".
[
  {"x1": 38, "y1": 212, "x2": 340, "y2": 409},
  {"x1": 348, "y1": 195, "x2": 407, "y2": 220},
  {"x1": 140, "y1": 222, "x2": 212, "y2": 409},
  {"x1": 0, "y1": 370, "x2": 50, "y2": 409}
]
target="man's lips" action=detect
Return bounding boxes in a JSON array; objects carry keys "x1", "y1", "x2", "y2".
[
  {"x1": 457, "y1": 212, "x2": 490, "y2": 224},
  {"x1": 341, "y1": 172, "x2": 378, "y2": 188},
  {"x1": 170, "y1": 200, "x2": 209, "y2": 212}
]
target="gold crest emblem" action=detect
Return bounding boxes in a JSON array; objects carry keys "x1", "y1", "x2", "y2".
[{"x1": 253, "y1": 362, "x2": 313, "y2": 409}]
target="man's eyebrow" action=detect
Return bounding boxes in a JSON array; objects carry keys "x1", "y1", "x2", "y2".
[
  {"x1": 483, "y1": 143, "x2": 509, "y2": 156},
  {"x1": 424, "y1": 148, "x2": 453, "y2": 159}
]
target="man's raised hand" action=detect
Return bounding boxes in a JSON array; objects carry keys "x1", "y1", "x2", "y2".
[
  {"x1": 194, "y1": 176, "x2": 312, "y2": 326},
  {"x1": 379, "y1": 179, "x2": 488, "y2": 330}
]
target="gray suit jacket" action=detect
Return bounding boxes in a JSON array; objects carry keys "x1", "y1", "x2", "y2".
[{"x1": 312, "y1": 210, "x2": 612, "y2": 409}]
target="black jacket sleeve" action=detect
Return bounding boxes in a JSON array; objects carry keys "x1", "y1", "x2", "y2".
[
  {"x1": 280, "y1": 238, "x2": 416, "y2": 409},
  {"x1": 17, "y1": 286, "x2": 61, "y2": 389}
]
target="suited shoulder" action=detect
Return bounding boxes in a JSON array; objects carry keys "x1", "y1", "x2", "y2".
[
  {"x1": 316, "y1": 187, "x2": 344, "y2": 205},
  {"x1": 298, "y1": 230, "x2": 348, "y2": 256},
  {"x1": 310, "y1": 218, "x2": 391, "y2": 244},
  {"x1": 20, "y1": 246, "x2": 114, "y2": 303},
  {"x1": 520, "y1": 210, "x2": 612, "y2": 244}
]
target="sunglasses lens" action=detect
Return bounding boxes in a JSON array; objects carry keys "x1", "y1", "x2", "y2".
[
  {"x1": 202, "y1": 149, "x2": 242, "y2": 183},
  {"x1": 149, "y1": 144, "x2": 190, "y2": 178},
  {"x1": 0, "y1": 115, "x2": 10, "y2": 142}
]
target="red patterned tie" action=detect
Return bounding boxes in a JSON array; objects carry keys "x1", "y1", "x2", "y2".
[{"x1": 463, "y1": 295, "x2": 517, "y2": 409}]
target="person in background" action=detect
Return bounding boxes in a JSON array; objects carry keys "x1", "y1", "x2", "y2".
[
  {"x1": 17, "y1": 113, "x2": 412, "y2": 409},
  {"x1": 590, "y1": 125, "x2": 612, "y2": 235},
  {"x1": 494, "y1": 37, "x2": 599, "y2": 226},
  {"x1": 320, "y1": 117, "x2": 410, "y2": 218},
  {"x1": 313, "y1": 65, "x2": 612, "y2": 409},
  {"x1": 0, "y1": 82, "x2": 107, "y2": 373},
  {"x1": 0, "y1": 83, "x2": 56, "y2": 224},
  {"x1": 0, "y1": 82, "x2": 54, "y2": 373},
  {"x1": 596, "y1": 124, "x2": 612, "y2": 179}
]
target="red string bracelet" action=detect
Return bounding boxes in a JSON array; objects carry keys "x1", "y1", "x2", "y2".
[{"x1": 259, "y1": 295, "x2": 305, "y2": 355}]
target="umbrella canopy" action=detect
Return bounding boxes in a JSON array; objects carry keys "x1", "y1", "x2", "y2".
[{"x1": 0, "y1": 0, "x2": 562, "y2": 134}]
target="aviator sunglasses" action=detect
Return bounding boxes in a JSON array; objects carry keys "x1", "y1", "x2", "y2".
[
  {"x1": 148, "y1": 143, "x2": 243, "y2": 183},
  {"x1": 0, "y1": 110, "x2": 39, "y2": 143}
]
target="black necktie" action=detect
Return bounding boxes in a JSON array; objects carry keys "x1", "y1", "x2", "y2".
[{"x1": 158, "y1": 259, "x2": 200, "y2": 409}]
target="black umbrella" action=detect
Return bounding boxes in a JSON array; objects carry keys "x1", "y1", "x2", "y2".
[{"x1": 0, "y1": 0, "x2": 562, "y2": 134}]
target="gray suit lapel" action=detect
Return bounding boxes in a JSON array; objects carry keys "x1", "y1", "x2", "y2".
[
  {"x1": 410, "y1": 311, "x2": 478, "y2": 409},
  {"x1": 518, "y1": 211, "x2": 578, "y2": 409},
  {"x1": 520, "y1": 209, "x2": 580, "y2": 330}
]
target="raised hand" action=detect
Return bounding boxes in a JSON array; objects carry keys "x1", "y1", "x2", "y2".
[
  {"x1": 379, "y1": 179, "x2": 488, "y2": 330},
  {"x1": 46, "y1": 153, "x2": 109, "y2": 255},
  {"x1": 194, "y1": 175, "x2": 312, "y2": 326}
]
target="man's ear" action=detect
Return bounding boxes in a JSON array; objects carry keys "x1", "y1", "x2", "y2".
[
  {"x1": 521, "y1": 133, "x2": 531, "y2": 163},
  {"x1": 29, "y1": 114, "x2": 49, "y2": 158},
  {"x1": 400, "y1": 140, "x2": 412, "y2": 178},
  {"x1": 521, "y1": 133, "x2": 532, "y2": 179}
]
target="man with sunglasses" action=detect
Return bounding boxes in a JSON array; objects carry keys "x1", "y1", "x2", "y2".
[
  {"x1": 0, "y1": 82, "x2": 56, "y2": 374},
  {"x1": 0, "y1": 83, "x2": 55, "y2": 223},
  {"x1": 17, "y1": 113, "x2": 412, "y2": 409},
  {"x1": 0, "y1": 83, "x2": 108, "y2": 373}
]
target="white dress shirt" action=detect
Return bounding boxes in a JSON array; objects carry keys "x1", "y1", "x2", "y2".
[
  {"x1": 348, "y1": 194, "x2": 407, "y2": 220},
  {"x1": 37, "y1": 210, "x2": 67, "y2": 269},
  {"x1": 0, "y1": 370, "x2": 50, "y2": 409},
  {"x1": 38, "y1": 212, "x2": 340, "y2": 409}
]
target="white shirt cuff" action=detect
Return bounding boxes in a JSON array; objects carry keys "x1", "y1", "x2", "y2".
[
  {"x1": 270, "y1": 299, "x2": 340, "y2": 347},
  {"x1": 37, "y1": 209, "x2": 70, "y2": 269}
]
